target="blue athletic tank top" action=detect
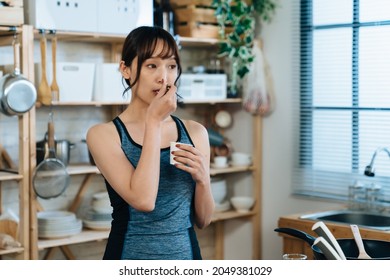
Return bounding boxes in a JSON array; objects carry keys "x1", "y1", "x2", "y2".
[{"x1": 102, "y1": 115, "x2": 202, "y2": 260}]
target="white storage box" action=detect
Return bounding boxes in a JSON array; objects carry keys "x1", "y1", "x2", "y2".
[
  {"x1": 97, "y1": 0, "x2": 153, "y2": 35},
  {"x1": 93, "y1": 63, "x2": 130, "y2": 102},
  {"x1": 24, "y1": 0, "x2": 98, "y2": 33},
  {"x1": 35, "y1": 62, "x2": 95, "y2": 102},
  {"x1": 178, "y1": 74, "x2": 227, "y2": 102}
]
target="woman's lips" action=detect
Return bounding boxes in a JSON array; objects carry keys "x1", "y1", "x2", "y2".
[{"x1": 153, "y1": 85, "x2": 171, "y2": 95}]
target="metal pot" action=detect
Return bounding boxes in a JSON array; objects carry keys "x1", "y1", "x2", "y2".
[
  {"x1": 36, "y1": 134, "x2": 74, "y2": 166},
  {"x1": 275, "y1": 227, "x2": 390, "y2": 260},
  {"x1": 0, "y1": 42, "x2": 36, "y2": 116}
]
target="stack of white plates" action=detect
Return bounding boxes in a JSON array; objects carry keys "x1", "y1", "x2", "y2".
[
  {"x1": 83, "y1": 209, "x2": 112, "y2": 230},
  {"x1": 91, "y1": 191, "x2": 112, "y2": 214},
  {"x1": 38, "y1": 211, "x2": 82, "y2": 239},
  {"x1": 83, "y1": 191, "x2": 112, "y2": 230}
]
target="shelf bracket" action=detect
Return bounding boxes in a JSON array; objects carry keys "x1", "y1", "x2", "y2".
[{"x1": 68, "y1": 174, "x2": 94, "y2": 213}]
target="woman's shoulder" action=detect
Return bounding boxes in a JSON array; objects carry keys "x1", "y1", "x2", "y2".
[
  {"x1": 86, "y1": 121, "x2": 117, "y2": 144},
  {"x1": 180, "y1": 119, "x2": 207, "y2": 133},
  {"x1": 179, "y1": 119, "x2": 209, "y2": 144},
  {"x1": 88, "y1": 121, "x2": 115, "y2": 134}
]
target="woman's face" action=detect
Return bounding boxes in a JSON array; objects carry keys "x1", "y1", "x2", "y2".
[{"x1": 129, "y1": 40, "x2": 178, "y2": 104}]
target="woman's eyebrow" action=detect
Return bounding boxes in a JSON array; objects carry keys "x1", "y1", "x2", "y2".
[{"x1": 148, "y1": 56, "x2": 176, "y2": 60}]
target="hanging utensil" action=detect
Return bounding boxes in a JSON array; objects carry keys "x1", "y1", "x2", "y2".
[
  {"x1": 50, "y1": 34, "x2": 59, "y2": 102},
  {"x1": 312, "y1": 221, "x2": 346, "y2": 260},
  {"x1": 350, "y1": 224, "x2": 372, "y2": 259},
  {"x1": 0, "y1": 37, "x2": 37, "y2": 116},
  {"x1": 32, "y1": 114, "x2": 69, "y2": 199},
  {"x1": 37, "y1": 32, "x2": 51, "y2": 105}
]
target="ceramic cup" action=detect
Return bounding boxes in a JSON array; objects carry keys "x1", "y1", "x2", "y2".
[
  {"x1": 214, "y1": 156, "x2": 228, "y2": 168},
  {"x1": 170, "y1": 142, "x2": 193, "y2": 165}
]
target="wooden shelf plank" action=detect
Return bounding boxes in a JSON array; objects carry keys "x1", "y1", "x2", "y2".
[
  {"x1": 33, "y1": 29, "x2": 126, "y2": 43},
  {"x1": 0, "y1": 171, "x2": 23, "y2": 181},
  {"x1": 49, "y1": 101, "x2": 129, "y2": 106},
  {"x1": 0, "y1": 247, "x2": 25, "y2": 256},
  {"x1": 38, "y1": 229, "x2": 109, "y2": 250},
  {"x1": 177, "y1": 36, "x2": 221, "y2": 47},
  {"x1": 212, "y1": 210, "x2": 256, "y2": 222},
  {"x1": 66, "y1": 164, "x2": 100, "y2": 175},
  {"x1": 210, "y1": 165, "x2": 254, "y2": 176},
  {"x1": 182, "y1": 98, "x2": 242, "y2": 105}
]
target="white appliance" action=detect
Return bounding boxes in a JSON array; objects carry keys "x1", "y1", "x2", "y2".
[
  {"x1": 97, "y1": 0, "x2": 153, "y2": 35},
  {"x1": 24, "y1": 0, "x2": 99, "y2": 33},
  {"x1": 178, "y1": 74, "x2": 227, "y2": 102},
  {"x1": 24, "y1": 0, "x2": 153, "y2": 34}
]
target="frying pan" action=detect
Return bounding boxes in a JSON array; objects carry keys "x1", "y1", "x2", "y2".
[
  {"x1": 36, "y1": 132, "x2": 74, "y2": 166},
  {"x1": 275, "y1": 227, "x2": 390, "y2": 260},
  {"x1": 0, "y1": 41, "x2": 37, "y2": 116}
]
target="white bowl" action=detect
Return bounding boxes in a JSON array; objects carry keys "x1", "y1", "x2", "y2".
[
  {"x1": 211, "y1": 178, "x2": 227, "y2": 204},
  {"x1": 231, "y1": 152, "x2": 252, "y2": 166},
  {"x1": 230, "y1": 196, "x2": 255, "y2": 213}
]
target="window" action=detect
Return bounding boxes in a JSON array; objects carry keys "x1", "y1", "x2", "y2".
[{"x1": 292, "y1": 0, "x2": 390, "y2": 201}]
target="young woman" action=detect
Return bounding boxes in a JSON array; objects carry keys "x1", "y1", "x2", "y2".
[{"x1": 86, "y1": 26, "x2": 215, "y2": 260}]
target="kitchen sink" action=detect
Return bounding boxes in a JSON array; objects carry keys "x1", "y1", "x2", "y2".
[{"x1": 300, "y1": 210, "x2": 390, "y2": 231}]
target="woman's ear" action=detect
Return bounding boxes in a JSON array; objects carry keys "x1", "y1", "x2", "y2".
[{"x1": 119, "y1": 61, "x2": 130, "y2": 79}]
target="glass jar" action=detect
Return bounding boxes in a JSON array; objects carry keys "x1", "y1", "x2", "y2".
[
  {"x1": 348, "y1": 181, "x2": 366, "y2": 210},
  {"x1": 365, "y1": 183, "x2": 382, "y2": 212}
]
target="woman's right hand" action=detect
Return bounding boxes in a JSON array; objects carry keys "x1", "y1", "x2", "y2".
[{"x1": 147, "y1": 83, "x2": 177, "y2": 123}]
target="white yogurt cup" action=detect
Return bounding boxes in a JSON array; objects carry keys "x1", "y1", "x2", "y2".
[{"x1": 170, "y1": 142, "x2": 193, "y2": 165}]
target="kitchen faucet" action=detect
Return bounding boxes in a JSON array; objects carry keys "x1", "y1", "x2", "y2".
[{"x1": 364, "y1": 147, "x2": 390, "y2": 177}]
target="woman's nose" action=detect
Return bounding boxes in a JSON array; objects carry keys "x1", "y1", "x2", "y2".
[{"x1": 158, "y1": 69, "x2": 168, "y2": 83}]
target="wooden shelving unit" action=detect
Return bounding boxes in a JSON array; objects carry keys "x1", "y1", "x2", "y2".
[{"x1": 0, "y1": 24, "x2": 34, "y2": 260}]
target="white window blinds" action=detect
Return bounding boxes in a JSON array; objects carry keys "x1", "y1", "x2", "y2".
[{"x1": 292, "y1": 0, "x2": 390, "y2": 201}]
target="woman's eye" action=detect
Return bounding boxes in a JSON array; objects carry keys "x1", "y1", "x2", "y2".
[
  {"x1": 169, "y1": 64, "x2": 177, "y2": 70},
  {"x1": 146, "y1": 64, "x2": 156, "y2": 69}
]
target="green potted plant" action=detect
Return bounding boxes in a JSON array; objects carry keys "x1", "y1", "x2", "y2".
[{"x1": 211, "y1": 0, "x2": 277, "y2": 96}]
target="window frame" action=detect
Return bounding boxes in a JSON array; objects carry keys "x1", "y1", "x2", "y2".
[{"x1": 294, "y1": 0, "x2": 390, "y2": 201}]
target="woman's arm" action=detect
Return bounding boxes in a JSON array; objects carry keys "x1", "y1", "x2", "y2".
[{"x1": 86, "y1": 120, "x2": 162, "y2": 212}]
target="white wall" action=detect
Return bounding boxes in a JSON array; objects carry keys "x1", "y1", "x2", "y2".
[{"x1": 259, "y1": 0, "x2": 343, "y2": 259}]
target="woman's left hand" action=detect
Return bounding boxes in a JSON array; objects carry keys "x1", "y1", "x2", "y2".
[{"x1": 171, "y1": 143, "x2": 209, "y2": 184}]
